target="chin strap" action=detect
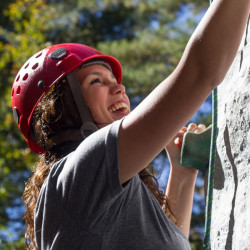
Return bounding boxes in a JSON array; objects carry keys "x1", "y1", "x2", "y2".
[
  {"x1": 46, "y1": 123, "x2": 97, "y2": 150},
  {"x1": 66, "y1": 71, "x2": 98, "y2": 138}
]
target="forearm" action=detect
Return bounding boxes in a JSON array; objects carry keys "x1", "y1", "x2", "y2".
[
  {"x1": 166, "y1": 167, "x2": 197, "y2": 238},
  {"x1": 180, "y1": 0, "x2": 250, "y2": 86},
  {"x1": 119, "y1": 0, "x2": 250, "y2": 184}
]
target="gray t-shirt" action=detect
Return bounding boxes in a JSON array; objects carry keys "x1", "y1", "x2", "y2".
[{"x1": 35, "y1": 120, "x2": 191, "y2": 250}]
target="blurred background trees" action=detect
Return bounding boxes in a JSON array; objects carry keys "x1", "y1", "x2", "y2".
[{"x1": 0, "y1": 0, "x2": 210, "y2": 249}]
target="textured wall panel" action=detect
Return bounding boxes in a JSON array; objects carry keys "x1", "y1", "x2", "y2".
[{"x1": 211, "y1": 17, "x2": 250, "y2": 249}]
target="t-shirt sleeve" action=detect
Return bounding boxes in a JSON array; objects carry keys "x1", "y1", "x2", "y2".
[{"x1": 53, "y1": 119, "x2": 124, "y2": 224}]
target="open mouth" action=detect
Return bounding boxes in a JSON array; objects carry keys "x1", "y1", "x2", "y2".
[{"x1": 108, "y1": 102, "x2": 129, "y2": 113}]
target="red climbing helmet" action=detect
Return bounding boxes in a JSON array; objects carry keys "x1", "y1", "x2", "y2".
[{"x1": 11, "y1": 43, "x2": 122, "y2": 154}]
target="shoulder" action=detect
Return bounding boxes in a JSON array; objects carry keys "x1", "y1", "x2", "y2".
[{"x1": 44, "y1": 119, "x2": 124, "y2": 205}]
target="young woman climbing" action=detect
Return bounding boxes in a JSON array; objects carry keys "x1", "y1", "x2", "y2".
[{"x1": 11, "y1": 0, "x2": 250, "y2": 249}]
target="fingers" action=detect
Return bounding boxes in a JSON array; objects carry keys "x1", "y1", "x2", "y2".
[
  {"x1": 187, "y1": 123, "x2": 206, "y2": 133},
  {"x1": 174, "y1": 127, "x2": 187, "y2": 146},
  {"x1": 172, "y1": 124, "x2": 206, "y2": 147},
  {"x1": 187, "y1": 123, "x2": 197, "y2": 132},
  {"x1": 174, "y1": 136, "x2": 182, "y2": 146},
  {"x1": 181, "y1": 127, "x2": 188, "y2": 132},
  {"x1": 175, "y1": 127, "x2": 187, "y2": 137}
]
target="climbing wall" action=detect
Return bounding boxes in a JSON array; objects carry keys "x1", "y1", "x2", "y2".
[{"x1": 210, "y1": 17, "x2": 250, "y2": 249}]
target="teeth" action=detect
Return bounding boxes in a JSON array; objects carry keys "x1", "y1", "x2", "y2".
[{"x1": 109, "y1": 102, "x2": 128, "y2": 112}]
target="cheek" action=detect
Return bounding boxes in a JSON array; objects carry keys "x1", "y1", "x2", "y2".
[
  {"x1": 83, "y1": 87, "x2": 100, "y2": 106},
  {"x1": 125, "y1": 95, "x2": 131, "y2": 110},
  {"x1": 84, "y1": 89, "x2": 108, "y2": 118}
]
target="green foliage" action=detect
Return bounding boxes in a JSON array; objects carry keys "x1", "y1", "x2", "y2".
[
  {"x1": 1, "y1": 237, "x2": 26, "y2": 250},
  {"x1": 0, "y1": 0, "x2": 209, "y2": 248},
  {"x1": 0, "y1": 0, "x2": 56, "y2": 247}
]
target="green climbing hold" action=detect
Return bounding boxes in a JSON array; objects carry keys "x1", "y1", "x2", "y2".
[{"x1": 180, "y1": 125, "x2": 212, "y2": 173}]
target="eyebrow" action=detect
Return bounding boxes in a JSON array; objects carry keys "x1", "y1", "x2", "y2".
[
  {"x1": 89, "y1": 71, "x2": 116, "y2": 78},
  {"x1": 81, "y1": 71, "x2": 116, "y2": 82}
]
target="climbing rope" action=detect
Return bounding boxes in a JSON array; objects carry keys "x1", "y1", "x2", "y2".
[
  {"x1": 203, "y1": 88, "x2": 218, "y2": 249},
  {"x1": 203, "y1": 1, "x2": 218, "y2": 248}
]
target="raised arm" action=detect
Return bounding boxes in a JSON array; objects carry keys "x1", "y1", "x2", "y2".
[
  {"x1": 118, "y1": 0, "x2": 250, "y2": 184},
  {"x1": 165, "y1": 124, "x2": 206, "y2": 237}
]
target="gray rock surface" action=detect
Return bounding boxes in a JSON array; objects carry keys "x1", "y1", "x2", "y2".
[{"x1": 210, "y1": 17, "x2": 250, "y2": 249}]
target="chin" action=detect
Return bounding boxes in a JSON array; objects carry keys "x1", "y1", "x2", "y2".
[{"x1": 95, "y1": 121, "x2": 113, "y2": 129}]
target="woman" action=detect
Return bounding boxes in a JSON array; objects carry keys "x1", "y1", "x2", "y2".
[{"x1": 11, "y1": 0, "x2": 250, "y2": 249}]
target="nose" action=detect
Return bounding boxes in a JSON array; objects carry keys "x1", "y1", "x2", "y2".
[{"x1": 110, "y1": 83, "x2": 126, "y2": 95}]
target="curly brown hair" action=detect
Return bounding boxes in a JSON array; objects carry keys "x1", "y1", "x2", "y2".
[{"x1": 22, "y1": 78, "x2": 176, "y2": 250}]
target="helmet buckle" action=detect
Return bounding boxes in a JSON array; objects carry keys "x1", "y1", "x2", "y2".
[{"x1": 80, "y1": 122, "x2": 98, "y2": 139}]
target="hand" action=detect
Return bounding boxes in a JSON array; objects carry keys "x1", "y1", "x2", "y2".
[{"x1": 165, "y1": 123, "x2": 206, "y2": 178}]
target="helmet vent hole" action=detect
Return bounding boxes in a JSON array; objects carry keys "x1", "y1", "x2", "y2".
[
  {"x1": 23, "y1": 73, "x2": 28, "y2": 81},
  {"x1": 11, "y1": 88, "x2": 14, "y2": 97},
  {"x1": 16, "y1": 75, "x2": 20, "y2": 82},
  {"x1": 35, "y1": 52, "x2": 42, "y2": 58},
  {"x1": 16, "y1": 86, "x2": 21, "y2": 95},
  {"x1": 24, "y1": 63, "x2": 29, "y2": 69},
  {"x1": 32, "y1": 63, "x2": 39, "y2": 70}
]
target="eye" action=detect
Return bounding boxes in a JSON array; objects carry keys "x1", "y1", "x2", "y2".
[{"x1": 90, "y1": 78, "x2": 101, "y2": 85}]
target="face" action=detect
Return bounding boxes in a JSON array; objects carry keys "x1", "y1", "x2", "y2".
[{"x1": 77, "y1": 64, "x2": 130, "y2": 128}]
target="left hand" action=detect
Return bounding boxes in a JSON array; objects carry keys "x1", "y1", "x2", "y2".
[{"x1": 165, "y1": 123, "x2": 206, "y2": 177}]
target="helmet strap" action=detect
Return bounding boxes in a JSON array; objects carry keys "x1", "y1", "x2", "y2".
[{"x1": 66, "y1": 71, "x2": 98, "y2": 138}]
